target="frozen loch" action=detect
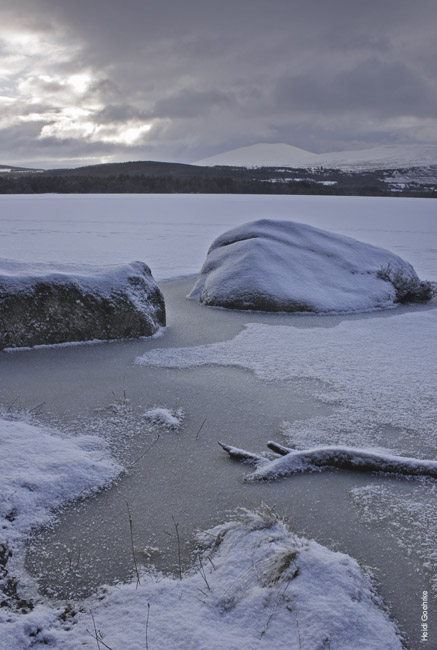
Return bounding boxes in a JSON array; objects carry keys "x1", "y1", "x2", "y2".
[{"x1": 0, "y1": 194, "x2": 436, "y2": 650}]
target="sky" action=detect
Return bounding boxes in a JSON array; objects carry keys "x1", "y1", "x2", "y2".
[{"x1": 0, "y1": 0, "x2": 436, "y2": 169}]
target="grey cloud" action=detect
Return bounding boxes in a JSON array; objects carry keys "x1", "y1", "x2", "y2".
[
  {"x1": 152, "y1": 89, "x2": 236, "y2": 119},
  {"x1": 275, "y1": 59, "x2": 437, "y2": 118},
  {"x1": 22, "y1": 77, "x2": 67, "y2": 96},
  {"x1": 93, "y1": 104, "x2": 148, "y2": 124},
  {"x1": 1, "y1": 0, "x2": 437, "y2": 165}
]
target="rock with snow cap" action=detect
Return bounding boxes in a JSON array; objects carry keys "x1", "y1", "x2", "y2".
[
  {"x1": 0, "y1": 260, "x2": 165, "y2": 349},
  {"x1": 188, "y1": 219, "x2": 432, "y2": 313}
]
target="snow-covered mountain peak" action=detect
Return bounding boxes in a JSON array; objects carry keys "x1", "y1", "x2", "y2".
[
  {"x1": 195, "y1": 142, "x2": 437, "y2": 171},
  {"x1": 196, "y1": 142, "x2": 320, "y2": 167}
]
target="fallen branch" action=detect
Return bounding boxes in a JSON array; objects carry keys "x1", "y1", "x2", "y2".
[
  {"x1": 218, "y1": 442, "x2": 265, "y2": 464},
  {"x1": 219, "y1": 441, "x2": 437, "y2": 481}
]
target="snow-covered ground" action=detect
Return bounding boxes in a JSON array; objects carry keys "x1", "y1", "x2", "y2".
[{"x1": 1, "y1": 194, "x2": 436, "y2": 649}]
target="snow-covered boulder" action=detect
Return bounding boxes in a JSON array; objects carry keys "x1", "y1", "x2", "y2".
[
  {"x1": 188, "y1": 219, "x2": 432, "y2": 313},
  {"x1": 0, "y1": 260, "x2": 165, "y2": 349}
]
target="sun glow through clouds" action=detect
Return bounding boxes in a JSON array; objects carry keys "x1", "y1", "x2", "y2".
[
  {"x1": 39, "y1": 117, "x2": 153, "y2": 146},
  {"x1": 68, "y1": 73, "x2": 92, "y2": 94},
  {"x1": 111, "y1": 122, "x2": 152, "y2": 145}
]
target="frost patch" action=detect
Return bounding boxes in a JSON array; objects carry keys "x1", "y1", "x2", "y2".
[
  {"x1": 351, "y1": 483, "x2": 437, "y2": 593},
  {"x1": 136, "y1": 309, "x2": 437, "y2": 453},
  {"x1": 143, "y1": 406, "x2": 184, "y2": 430}
]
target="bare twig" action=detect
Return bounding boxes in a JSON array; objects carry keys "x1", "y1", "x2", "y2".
[
  {"x1": 295, "y1": 608, "x2": 302, "y2": 650},
  {"x1": 197, "y1": 557, "x2": 211, "y2": 591},
  {"x1": 29, "y1": 401, "x2": 46, "y2": 415},
  {"x1": 126, "y1": 433, "x2": 160, "y2": 470},
  {"x1": 261, "y1": 575, "x2": 293, "y2": 637},
  {"x1": 6, "y1": 397, "x2": 19, "y2": 413},
  {"x1": 172, "y1": 515, "x2": 182, "y2": 580},
  {"x1": 195, "y1": 418, "x2": 207, "y2": 440},
  {"x1": 86, "y1": 613, "x2": 116, "y2": 650},
  {"x1": 145, "y1": 603, "x2": 150, "y2": 650},
  {"x1": 197, "y1": 586, "x2": 209, "y2": 598},
  {"x1": 86, "y1": 629, "x2": 115, "y2": 650},
  {"x1": 91, "y1": 613, "x2": 101, "y2": 650},
  {"x1": 126, "y1": 501, "x2": 141, "y2": 588}
]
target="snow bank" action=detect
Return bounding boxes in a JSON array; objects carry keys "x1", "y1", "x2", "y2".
[
  {"x1": 0, "y1": 417, "x2": 121, "y2": 548},
  {"x1": 0, "y1": 259, "x2": 165, "y2": 349},
  {"x1": 188, "y1": 219, "x2": 431, "y2": 313},
  {"x1": 0, "y1": 416, "x2": 122, "y2": 648},
  {"x1": 4, "y1": 508, "x2": 402, "y2": 650}
]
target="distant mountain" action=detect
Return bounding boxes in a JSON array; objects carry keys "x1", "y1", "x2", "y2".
[
  {"x1": 1, "y1": 149, "x2": 435, "y2": 197},
  {"x1": 196, "y1": 143, "x2": 437, "y2": 171},
  {"x1": 46, "y1": 160, "x2": 204, "y2": 177},
  {"x1": 0, "y1": 164, "x2": 44, "y2": 175},
  {"x1": 196, "y1": 143, "x2": 319, "y2": 168}
]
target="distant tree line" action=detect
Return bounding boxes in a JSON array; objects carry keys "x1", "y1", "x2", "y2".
[{"x1": 0, "y1": 172, "x2": 435, "y2": 197}]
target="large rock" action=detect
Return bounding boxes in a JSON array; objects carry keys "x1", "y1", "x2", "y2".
[
  {"x1": 188, "y1": 219, "x2": 432, "y2": 313},
  {"x1": 0, "y1": 260, "x2": 165, "y2": 349}
]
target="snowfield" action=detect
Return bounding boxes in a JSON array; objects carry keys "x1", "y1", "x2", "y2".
[{"x1": 0, "y1": 194, "x2": 435, "y2": 281}]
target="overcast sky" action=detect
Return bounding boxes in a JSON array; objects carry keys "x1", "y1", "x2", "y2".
[{"x1": 1, "y1": 0, "x2": 436, "y2": 168}]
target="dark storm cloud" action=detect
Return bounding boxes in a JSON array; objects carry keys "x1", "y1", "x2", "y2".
[
  {"x1": 94, "y1": 104, "x2": 148, "y2": 125},
  {"x1": 275, "y1": 59, "x2": 437, "y2": 118},
  {"x1": 0, "y1": 0, "x2": 436, "y2": 166},
  {"x1": 153, "y1": 89, "x2": 236, "y2": 119}
]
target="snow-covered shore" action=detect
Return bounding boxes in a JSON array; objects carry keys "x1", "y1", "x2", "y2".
[{"x1": 0, "y1": 432, "x2": 403, "y2": 650}]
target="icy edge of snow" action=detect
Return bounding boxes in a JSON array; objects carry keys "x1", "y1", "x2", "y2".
[
  {"x1": 6, "y1": 508, "x2": 403, "y2": 650},
  {"x1": 0, "y1": 416, "x2": 122, "y2": 548}
]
